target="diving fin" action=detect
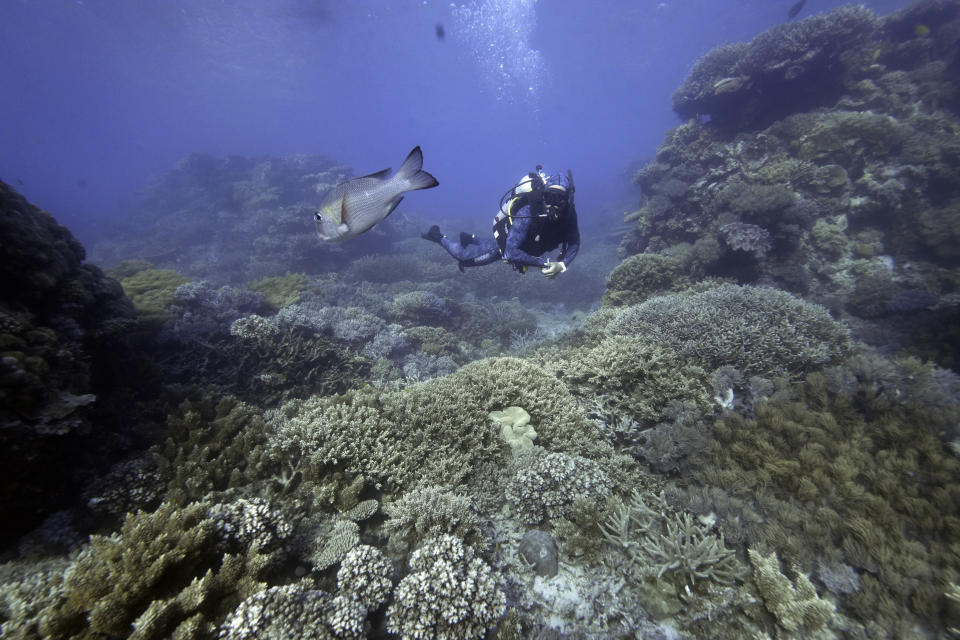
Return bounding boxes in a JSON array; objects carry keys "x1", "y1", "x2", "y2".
[{"x1": 459, "y1": 232, "x2": 477, "y2": 246}]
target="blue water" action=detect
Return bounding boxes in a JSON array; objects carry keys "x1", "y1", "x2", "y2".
[{"x1": 0, "y1": 0, "x2": 911, "y2": 244}]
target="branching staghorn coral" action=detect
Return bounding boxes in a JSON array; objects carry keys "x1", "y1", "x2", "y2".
[{"x1": 601, "y1": 488, "x2": 746, "y2": 588}]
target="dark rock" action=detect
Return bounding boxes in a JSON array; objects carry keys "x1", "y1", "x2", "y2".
[
  {"x1": 0, "y1": 181, "x2": 141, "y2": 546},
  {"x1": 519, "y1": 529, "x2": 559, "y2": 578}
]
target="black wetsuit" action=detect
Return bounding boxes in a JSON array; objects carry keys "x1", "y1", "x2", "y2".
[{"x1": 439, "y1": 202, "x2": 580, "y2": 271}]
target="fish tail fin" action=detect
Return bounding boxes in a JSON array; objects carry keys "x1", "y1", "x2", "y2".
[{"x1": 396, "y1": 146, "x2": 439, "y2": 191}]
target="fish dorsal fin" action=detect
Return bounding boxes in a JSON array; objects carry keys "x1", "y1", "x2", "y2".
[{"x1": 357, "y1": 167, "x2": 391, "y2": 181}]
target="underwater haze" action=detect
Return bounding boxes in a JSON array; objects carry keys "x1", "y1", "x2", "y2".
[
  {"x1": 0, "y1": 0, "x2": 911, "y2": 242},
  {"x1": 7, "y1": 1, "x2": 960, "y2": 639}
]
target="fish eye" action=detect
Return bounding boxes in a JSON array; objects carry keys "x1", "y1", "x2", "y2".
[{"x1": 314, "y1": 212, "x2": 323, "y2": 222}]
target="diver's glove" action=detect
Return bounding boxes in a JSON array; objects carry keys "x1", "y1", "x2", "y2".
[
  {"x1": 421, "y1": 225, "x2": 445, "y2": 244},
  {"x1": 541, "y1": 261, "x2": 566, "y2": 279}
]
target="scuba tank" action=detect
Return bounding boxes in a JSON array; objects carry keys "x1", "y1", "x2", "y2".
[{"x1": 492, "y1": 166, "x2": 575, "y2": 269}]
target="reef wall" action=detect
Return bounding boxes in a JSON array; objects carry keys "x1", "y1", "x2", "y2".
[{"x1": 614, "y1": 0, "x2": 960, "y2": 366}]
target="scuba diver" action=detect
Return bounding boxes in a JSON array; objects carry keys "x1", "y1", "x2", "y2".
[{"x1": 421, "y1": 166, "x2": 580, "y2": 278}]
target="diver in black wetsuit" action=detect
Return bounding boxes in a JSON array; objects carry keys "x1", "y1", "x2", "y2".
[{"x1": 421, "y1": 167, "x2": 580, "y2": 279}]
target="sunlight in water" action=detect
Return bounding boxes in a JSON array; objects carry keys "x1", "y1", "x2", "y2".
[{"x1": 450, "y1": 0, "x2": 546, "y2": 112}]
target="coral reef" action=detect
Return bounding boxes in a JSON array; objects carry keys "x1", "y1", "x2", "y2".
[
  {"x1": 620, "y1": 1, "x2": 960, "y2": 365},
  {"x1": 265, "y1": 357, "x2": 599, "y2": 491},
  {"x1": 673, "y1": 6, "x2": 878, "y2": 130},
  {"x1": 41, "y1": 501, "x2": 275, "y2": 639},
  {"x1": 505, "y1": 449, "x2": 613, "y2": 525},
  {"x1": 6, "y1": 4, "x2": 960, "y2": 640},
  {"x1": 385, "y1": 534, "x2": 505, "y2": 640},
  {"x1": 606, "y1": 284, "x2": 850, "y2": 378}
]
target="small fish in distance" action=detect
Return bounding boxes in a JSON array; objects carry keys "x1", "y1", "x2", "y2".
[{"x1": 788, "y1": 0, "x2": 806, "y2": 19}]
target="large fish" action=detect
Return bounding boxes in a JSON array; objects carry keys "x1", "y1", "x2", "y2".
[{"x1": 314, "y1": 146, "x2": 438, "y2": 241}]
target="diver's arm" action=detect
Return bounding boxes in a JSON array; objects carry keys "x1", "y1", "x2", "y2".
[
  {"x1": 503, "y1": 208, "x2": 549, "y2": 267},
  {"x1": 557, "y1": 206, "x2": 581, "y2": 266}
]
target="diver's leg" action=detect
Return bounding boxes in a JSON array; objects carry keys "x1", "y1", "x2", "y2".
[
  {"x1": 447, "y1": 237, "x2": 501, "y2": 269},
  {"x1": 440, "y1": 236, "x2": 491, "y2": 261}
]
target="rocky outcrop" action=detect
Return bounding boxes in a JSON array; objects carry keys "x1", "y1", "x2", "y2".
[
  {"x1": 616, "y1": 0, "x2": 960, "y2": 366},
  {"x1": 0, "y1": 181, "x2": 138, "y2": 544}
]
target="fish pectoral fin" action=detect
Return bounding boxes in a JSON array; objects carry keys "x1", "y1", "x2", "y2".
[
  {"x1": 339, "y1": 195, "x2": 351, "y2": 226},
  {"x1": 385, "y1": 195, "x2": 404, "y2": 218},
  {"x1": 337, "y1": 223, "x2": 350, "y2": 235}
]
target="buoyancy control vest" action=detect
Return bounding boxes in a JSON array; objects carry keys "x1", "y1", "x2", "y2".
[{"x1": 492, "y1": 167, "x2": 575, "y2": 271}]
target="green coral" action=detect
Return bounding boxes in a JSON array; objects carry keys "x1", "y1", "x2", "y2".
[
  {"x1": 748, "y1": 550, "x2": 834, "y2": 633},
  {"x1": 403, "y1": 325, "x2": 463, "y2": 358},
  {"x1": 538, "y1": 336, "x2": 710, "y2": 424},
  {"x1": 116, "y1": 265, "x2": 191, "y2": 323},
  {"x1": 811, "y1": 216, "x2": 849, "y2": 257},
  {"x1": 248, "y1": 272, "x2": 307, "y2": 309},
  {"x1": 41, "y1": 502, "x2": 271, "y2": 639},
  {"x1": 153, "y1": 396, "x2": 273, "y2": 505},
  {"x1": 489, "y1": 406, "x2": 537, "y2": 453},
  {"x1": 690, "y1": 354, "x2": 960, "y2": 634}
]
